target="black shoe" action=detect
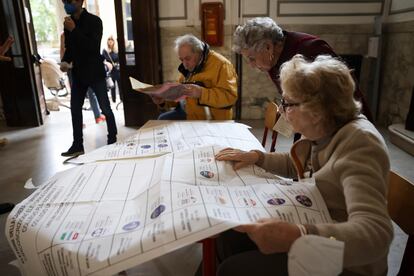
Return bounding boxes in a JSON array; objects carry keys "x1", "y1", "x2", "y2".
[
  {"x1": 61, "y1": 144, "x2": 84, "y2": 157},
  {"x1": 108, "y1": 137, "x2": 117, "y2": 145},
  {"x1": 0, "y1": 203, "x2": 14, "y2": 214}
]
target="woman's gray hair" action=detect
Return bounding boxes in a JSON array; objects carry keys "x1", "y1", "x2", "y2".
[
  {"x1": 174, "y1": 34, "x2": 204, "y2": 53},
  {"x1": 280, "y1": 54, "x2": 361, "y2": 128},
  {"x1": 233, "y1": 17, "x2": 284, "y2": 53}
]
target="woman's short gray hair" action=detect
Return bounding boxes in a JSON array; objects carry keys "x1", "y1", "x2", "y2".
[
  {"x1": 233, "y1": 17, "x2": 284, "y2": 53},
  {"x1": 174, "y1": 34, "x2": 204, "y2": 53},
  {"x1": 280, "y1": 54, "x2": 361, "y2": 128}
]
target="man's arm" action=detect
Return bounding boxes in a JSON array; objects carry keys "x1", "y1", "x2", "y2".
[{"x1": 196, "y1": 62, "x2": 238, "y2": 109}]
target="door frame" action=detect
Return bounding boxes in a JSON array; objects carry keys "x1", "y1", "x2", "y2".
[
  {"x1": 114, "y1": 0, "x2": 163, "y2": 126},
  {"x1": 0, "y1": 0, "x2": 45, "y2": 127}
]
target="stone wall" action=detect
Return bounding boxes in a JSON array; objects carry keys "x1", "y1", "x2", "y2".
[{"x1": 378, "y1": 20, "x2": 414, "y2": 126}]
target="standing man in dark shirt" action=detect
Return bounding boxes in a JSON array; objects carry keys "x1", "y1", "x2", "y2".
[{"x1": 60, "y1": 0, "x2": 117, "y2": 157}]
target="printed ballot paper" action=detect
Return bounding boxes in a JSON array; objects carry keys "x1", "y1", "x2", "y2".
[
  {"x1": 129, "y1": 77, "x2": 187, "y2": 101},
  {"x1": 7, "y1": 146, "x2": 331, "y2": 276},
  {"x1": 70, "y1": 121, "x2": 264, "y2": 164}
]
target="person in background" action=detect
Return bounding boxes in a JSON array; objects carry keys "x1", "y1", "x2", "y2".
[
  {"x1": 60, "y1": 31, "x2": 106, "y2": 125},
  {"x1": 232, "y1": 17, "x2": 372, "y2": 126},
  {"x1": 151, "y1": 34, "x2": 238, "y2": 120},
  {"x1": 86, "y1": 88, "x2": 106, "y2": 123},
  {"x1": 214, "y1": 55, "x2": 393, "y2": 276},
  {"x1": 60, "y1": 0, "x2": 117, "y2": 157},
  {"x1": 102, "y1": 35, "x2": 121, "y2": 103}
]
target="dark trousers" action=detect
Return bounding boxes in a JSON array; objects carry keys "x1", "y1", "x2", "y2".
[
  {"x1": 71, "y1": 77, "x2": 117, "y2": 145},
  {"x1": 158, "y1": 103, "x2": 187, "y2": 120},
  {"x1": 110, "y1": 69, "x2": 121, "y2": 102},
  {"x1": 216, "y1": 230, "x2": 288, "y2": 276}
]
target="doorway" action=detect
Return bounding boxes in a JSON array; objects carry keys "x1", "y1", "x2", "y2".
[{"x1": 1, "y1": 0, "x2": 162, "y2": 128}]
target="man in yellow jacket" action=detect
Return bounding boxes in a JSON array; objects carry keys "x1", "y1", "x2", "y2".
[{"x1": 153, "y1": 34, "x2": 238, "y2": 120}]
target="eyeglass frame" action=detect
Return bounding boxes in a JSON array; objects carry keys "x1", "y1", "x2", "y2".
[{"x1": 278, "y1": 98, "x2": 302, "y2": 113}]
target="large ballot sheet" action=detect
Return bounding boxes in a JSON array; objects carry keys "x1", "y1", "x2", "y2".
[
  {"x1": 71, "y1": 121, "x2": 264, "y2": 164},
  {"x1": 7, "y1": 146, "x2": 332, "y2": 276}
]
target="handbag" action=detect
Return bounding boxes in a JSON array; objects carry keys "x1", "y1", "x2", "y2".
[
  {"x1": 104, "y1": 49, "x2": 120, "y2": 71},
  {"x1": 106, "y1": 76, "x2": 114, "y2": 89}
]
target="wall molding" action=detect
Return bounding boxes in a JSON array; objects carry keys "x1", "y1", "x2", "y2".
[
  {"x1": 277, "y1": 1, "x2": 383, "y2": 17},
  {"x1": 389, "y1": 0, "x2": 414, "y2": 15},
  {"x1": 279, "y1": 0, "x2": 381, "y2": 2},
  {"x1": 159, "y1": 0, "x2": 188, "y2": 20},
  {"x1": 242, "y1": 0, "x2": 270, "y2": 17}
]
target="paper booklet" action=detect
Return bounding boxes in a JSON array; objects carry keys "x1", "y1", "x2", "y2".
[
  {"x1": 70, "y1": 121, "x2": 264, "y2": 164},
  {"x1": 129, "y1": 76, "x2": 187, "y2": 101}
]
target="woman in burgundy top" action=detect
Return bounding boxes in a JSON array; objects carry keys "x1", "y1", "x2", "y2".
[{"x1": 232, "y1": 17, "x2": 372, "y2": 122}]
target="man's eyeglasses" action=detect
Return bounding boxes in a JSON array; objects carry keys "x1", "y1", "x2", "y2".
[{"x1": 278, "y1": 98, "x2": 302, "y2": 113}]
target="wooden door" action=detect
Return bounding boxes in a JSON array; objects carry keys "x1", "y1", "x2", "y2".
[
  {"x1": 0, "y1": 0, "x2": 46, "y2": 127},
  {"x1": 114, "y1": 0, "x2": 162, "y2": 126}
]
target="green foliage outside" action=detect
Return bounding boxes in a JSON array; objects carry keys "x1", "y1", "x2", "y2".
[{"x1": 30, "y1": 0, "x2": 58, "y2": 44}]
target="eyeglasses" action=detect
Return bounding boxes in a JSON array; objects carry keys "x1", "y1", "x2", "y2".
[{"x1": 278, "y1": 98, "x2": 302, "y2": 113}]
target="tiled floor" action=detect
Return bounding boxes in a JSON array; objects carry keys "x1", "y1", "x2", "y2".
[{"x1": 0, "y1": 106, "x2": 412, "y2": 275}]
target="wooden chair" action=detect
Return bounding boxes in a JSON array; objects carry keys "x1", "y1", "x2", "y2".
[
  {"x1": 387, "y1": 170, "x2": 414, "y2": 276},
  {"x1": 262, "y1": 102, "x2": 280, "y2": 152}
]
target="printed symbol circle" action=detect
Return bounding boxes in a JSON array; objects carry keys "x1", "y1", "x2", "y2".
[
  {"x1": 295, "y1": 195, "x2": 312, "y2": 207},
  {"x1": 200, "y1": 171, "x2": 214, "y2": 178},
  {"x1": 267, "y1": 198, "x2": 286, "y2": 205},
  {"x1": 141, "y1": 144, "x2": 151, "y2": 149},
  {"x1": 151, "y1": 204, "x2": 166, "y2": 219},
  {"x1": 122, "y1": 221, "x2": 140, "y2": 231}
]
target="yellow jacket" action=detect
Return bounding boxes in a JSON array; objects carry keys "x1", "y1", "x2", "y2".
[{"x1": 177, "y1": 50, "x2": 238, "y2": 120}]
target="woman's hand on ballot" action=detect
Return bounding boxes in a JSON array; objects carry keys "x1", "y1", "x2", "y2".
[
  {"x1": 214, "y1": 148, "x2": 259, "y2": 170},
  {"x1": 234, "y1": 218, "x2": 301, "y2": 254}
]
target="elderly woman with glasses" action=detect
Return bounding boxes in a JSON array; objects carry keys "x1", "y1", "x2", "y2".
[
  {"x1": 214, "y1": 54, "x2": 393, "y2": 276},
  {"x1": 233, "y1": 17, "x2": 372, "y2": 122}
]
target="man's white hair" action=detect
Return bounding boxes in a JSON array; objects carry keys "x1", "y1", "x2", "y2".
[{"x1": 174, "y1": 34, "x2": 204, "y2": 53}]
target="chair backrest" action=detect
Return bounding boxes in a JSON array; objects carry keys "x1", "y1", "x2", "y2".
[
  {"x1": 262, "y1": 102, "x2": 279, "y2": 152},
  {"x1": 387, "y1": 170, "x2": 414, "y2": 275},
  {"x1": 40, "y1": 58, "x2": 65, "y2": 89}
]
